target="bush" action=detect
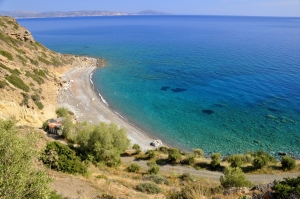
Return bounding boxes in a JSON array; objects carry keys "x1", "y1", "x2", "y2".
[
  {"x1": 168, "y1": 148, "x2": 182, "y2": 164},
  {"x1": 126, "y1": 163, "x2": 141, "y2": 173},
  {"x1": 251, "y1": 150, "x2": 274, "y2": 169},
  {"x1": 281, "y1": 155, "x2": 296, "y2": 171},
  {"x1": 25, "y1": 71, "x2": 44, "y2": 85},
  {"x1": 211, "y1": 153, "x2": 221, "y2": 168},
  {"x1": 0, "y1": 80, "x2": 7, "y2": 88},
  {"x1": 220, "y1": 167, "x2": 253, "y2": 188},
  {"x1": 0, "y1": 49, "x2": 13, "y2": 60},
  {"x1": 273, "y1": 176, "x2": 300, "y2": 198},
  {"x1": 227, "y1": 154, "x2": 245, "y2": 168},
  {"x1": 136, "y1": 183, "x2": 161, "y2": 194},
  {"x1": 179, "y1": 172, "x2": 194, "y2": 182},
  {"x1": 146, "y1": 150, "x2": 155, "y2": 158},
  {"x1": 76, "y1": 122, "x2": 130, "y2": 167},
  {"x1": 143, "y1": 175, "x2": 169, "y2": 185},
  {"x1": 181, "y1": 154, "x2": 196, "y2": 165},
  {"x1": 148, "y1": 165, "x2": 160, "y2": 175},
  {"x1": 193, "y1": 148, "x2": 204, "y2": 157},
  {"x1": 34, "y1": 101, "x2": 44, "y2": 110},
  {"x1": 157, "y1": 146, "x2": 169, "y2": 154},
  {"x1": 5, "y1": 74, "x2": 29, "y2": 92},
  {"x1": 56, "y1": 107, "x2": 70, "y2": 117},
  {"x1": 41, "y1": 141, "x2": 87, "y2": 174},
  {"x1": 132, "y1": 143, "x2": 141, "y2": 154},
  {"x1": 0, "y1": 119, "x2": 52, "y2": 198}
]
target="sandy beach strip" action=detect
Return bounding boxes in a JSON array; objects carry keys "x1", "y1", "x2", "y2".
[{"x1": 57, "y1": 66, "x2": 162, "y2": 151}]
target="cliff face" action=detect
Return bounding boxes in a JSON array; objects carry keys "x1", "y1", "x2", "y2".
[{"x1": 0, "y1": 16, "x2": 102, "y2": 127}]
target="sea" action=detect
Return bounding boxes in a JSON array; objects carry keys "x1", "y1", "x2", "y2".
[{"x1": 17, "y1": 15, "x2": 300, "y2": 157}]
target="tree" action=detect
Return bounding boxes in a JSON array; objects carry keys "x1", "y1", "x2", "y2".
[
  {"x1": 211, "y1": 153, "x2": 221, "y2": 168},
  {"x1": 168, "y1": 148, "x2": 182, "y2": 164},
  {"x1": 220, "y1": 167, "x2": 253, "y2": 188},
  {"x1": 251, "y1": 150, "x2": 274, "y2": 169},
  {"x1": 281, "y1": 156, "x2": 296, "y2": 171},
  {"x1": 227, "y1": 154, "x2": 245, "y2": 168},
  {"x1": 132, "y1": 143, "x2": 141, "y2": 154},
  {"x1": 193, "y1": 148, "x2": 204, "y2": 158},
  {"x1": 41, "y1": 141, "x2": 87, "y2": 174},
  {"x1": 76, "y1": 122, "x2": 130, "y2": 167},
  {"x1": 0, "y1": 119, "x2": 52, "y2": 198},
  {"x1": 146, "y1": 150, "x2": 155, "y2": 158},
  {"x1": 61, "y1": 115, "x2": 75, "y2": 141},
  {"x1": 56, "y1": 107, "x2": 69, "y2": 117}
]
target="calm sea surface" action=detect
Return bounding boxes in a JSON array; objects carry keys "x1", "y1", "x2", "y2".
[{"x1": 18, "y1": 16, "x2": 300, "y2": 157}]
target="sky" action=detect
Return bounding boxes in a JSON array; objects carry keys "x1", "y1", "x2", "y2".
[{"x1": 0, "y1": 0, "x2": 300, "y2": 17}]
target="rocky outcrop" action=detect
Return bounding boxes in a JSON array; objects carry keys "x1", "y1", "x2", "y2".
[{"x1": 1, "y1": 16, "x2": 34, "y2": 43}]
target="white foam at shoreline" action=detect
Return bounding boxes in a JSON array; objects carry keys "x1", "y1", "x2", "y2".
[
  {"x1": 89, "y1": 72, "x2": 93, "y2": 84},
  {"x1": 114, "y1": 110, "x2": 124, "y2": 119},
  {"x1": 98, "y1": 93, "x2": 109, "y2": 107}
]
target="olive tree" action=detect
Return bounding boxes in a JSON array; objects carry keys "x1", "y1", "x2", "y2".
[{"x1": 0, "y1": 119, "x2": 52, "y2": 198}]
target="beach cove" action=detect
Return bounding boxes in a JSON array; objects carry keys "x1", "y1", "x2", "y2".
[{"x1": 57, "y1": 66, "x2": 163, "y2": 151}]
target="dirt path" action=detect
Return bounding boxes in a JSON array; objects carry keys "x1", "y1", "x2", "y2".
[{"x1": 122, "y1": 157, "x2": 300, "y2": 184}]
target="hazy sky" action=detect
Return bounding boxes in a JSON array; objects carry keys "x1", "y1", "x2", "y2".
[{"x1": 0, "y1": 0, "x2": 300, "y2": 17}]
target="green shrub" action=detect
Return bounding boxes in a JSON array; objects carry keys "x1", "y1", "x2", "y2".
[
  {"x1": 0, "y1": 119, "x2": 52, "y2": 198},
  {"x1": 148, "y1": 165, "x2": 160, "y2": 175},
  {"x1": 251, "y1": 150, "x2": 274, "y2": 169},
  {"x1": 20, "y1": 92, "x2": 29, "y2": 106},
  {"x1": 76, "y1": 122, "x2": 130, "y2": 167},
  {"x1": 227, "y1": 154, "x2": 246, "y2": 168},
  {"x1": 28, "y1": 58, "x2": 38, "y2": 66},
  {"x1": 157, "y1": 146, "x2": 169, "y2": 154},
  {"x1": 0, "y1": 63, "x2": 20, "y2": 75},
  {"x1": 0, "y1": 80, "x2": 7, "y2": 88},
  {"x1": 181, "y1": 154, "x2": 196, "y2": 165},
  {"x1": 0, "y1": 49, "x2": 13, "y2": 60},
  {"x1": 144, "y1": 175, "x2": 169, "y2": 185},
  {"x1": 41, "y1": 141, "x2": 87, "y2": 174},
  {"x1": 281, "y1": 155, "x2": 296, "y2": 171},
  {"x1": 33, "y1": 68, "x2": 47, "y2": 78},
  {"x1": 25, "y1": 71, "x2": 44, "y2": 85},
  {"x1": 56, "y1": 107, "x2": 70, "y2": 117},
  {"x1": 5, "y1": 74, "x2": 29, "y2": 92},
  {"x1": 132, "y1": 143, "x2": 141, "y2": 154},
  {"x1": 38, "y1": 56, "x2": 52, "y2": 65},
  {"x1": 193, "y1": 148, "x2": 204, "y2": 157},
  {"x1": 211, "y1": 153, "x2": 221, "y2": 168},
  {"x1": 136, "y1": 183, "x2": 161, "y2": 194},
  {"x1": 34, "y1": 101, "x2": 44, "y2": 110},
  {"x1": 168, "y1": 148, "x2": 182, "y2": 164},
  {"x1": 273, "y1": 176, "x2": 300, "y2": 198},
  {"x1": 126, "y1": 163, "x2": 141, "y2": 173},
  {"x1": 220, "y1": 167, "x2": 253, "y2": 188},
  {"x1": 146, "y1": 150, "x2": 155, "y2": 158},
  {"x1": 179, "y1": 172, "x2": 194, "y2": 182}
]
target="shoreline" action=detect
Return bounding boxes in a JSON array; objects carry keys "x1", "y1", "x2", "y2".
[{"x1": 57, "y1": 65, "x2": 168, "y2": 151}]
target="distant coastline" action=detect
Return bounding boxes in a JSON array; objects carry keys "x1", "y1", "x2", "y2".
[{"x1": 0, "y1": 10, "x2": 170, "y2": 19}]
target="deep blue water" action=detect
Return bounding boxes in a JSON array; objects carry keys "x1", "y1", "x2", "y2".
[{"x1": 18, "y1": 16, "x2": 300, "y2": 157}]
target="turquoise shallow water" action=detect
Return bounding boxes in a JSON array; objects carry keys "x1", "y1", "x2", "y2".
[{"x1": 18, "y1": 16, "x2": 300, "y2": 157}]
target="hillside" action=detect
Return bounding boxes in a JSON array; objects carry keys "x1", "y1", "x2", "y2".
[{"x1": 0, "y1": 16, "x2": 103, "y2": 127}]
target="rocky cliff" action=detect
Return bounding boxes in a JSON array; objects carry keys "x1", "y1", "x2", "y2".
[{"x1": 0, "y1": 16, "x2": 103, "y2": 127}]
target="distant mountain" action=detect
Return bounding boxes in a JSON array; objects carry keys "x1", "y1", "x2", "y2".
[{"x1": 0, "y1": 10, "x2": 170, "y2": 18}]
